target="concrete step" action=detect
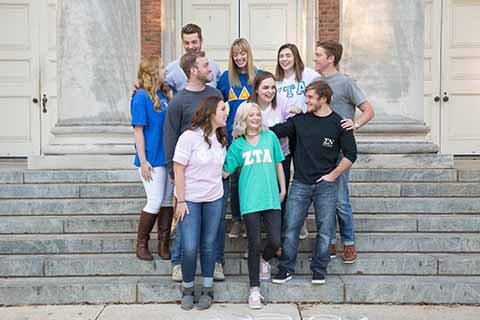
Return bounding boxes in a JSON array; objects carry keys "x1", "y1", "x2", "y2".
[
  {"x1": 350, "y1": 198, "x2": 480, "y2": 214},
  {"x1": 0, "y1": 168, "x2": 463, "y2": 185},
  {"x1": 2, "y1": 197, "x2": 480, "y2": 216},
  {"x1": 2, "y1": 214, "x2": 479, "y2": 234},
  {"x1": 1, "y1": 275, "x2": 478, "y2": 306},
  {"x1": 0, "y1": 183, "x2": 145, "y2": 199},
  {"x1": 458, "y1": 169, "x2": 480, "y2": 182},
  {"x1": 1, "y1": 253, "x2": 462, "y2": 277},
  {"x1": 0, "y1": 198, "x2": 145, "y2": 215},
  {"x1": 3, "y1": 181, "x2": 480, "y2": 199},
  {"x1": 1, "y1": 233, "x2": 479, "y2": 254}
]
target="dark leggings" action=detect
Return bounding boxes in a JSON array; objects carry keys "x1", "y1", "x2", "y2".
[
  {"x1": 281, "y1": 154, "x2": 292, "y2": 231},
  {"x1": 243, "y1": 209, "x2": 282, "y2": 287}
]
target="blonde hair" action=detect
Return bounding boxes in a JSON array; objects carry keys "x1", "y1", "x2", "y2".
[
  {"x1": 137, "y1": 56, "x2": 171, "y2": 112},
  {"x1": 233, "y1": 102, "x2": 264, "y2": 138},
  {"x1": 228, "y1": 38, "x2": 256, "y2": 88}
]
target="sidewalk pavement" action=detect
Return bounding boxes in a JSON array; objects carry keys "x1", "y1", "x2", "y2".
[{"x1": 1, "y1": 303, "x2": 479, "y2": 320}]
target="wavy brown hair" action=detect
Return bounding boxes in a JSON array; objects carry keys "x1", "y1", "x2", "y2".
[
  {"x1": 137, "y1": 56, "x2": 171, "y2": 112},
  {"x1": 191, "y1": 96, "x2": 227, "y2": 148}
]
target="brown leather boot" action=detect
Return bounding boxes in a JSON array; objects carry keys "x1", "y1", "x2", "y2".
[
  {"x1": 136, "y1": 211, "x2": 157, "y2": 261},
  {"x1": 157, "y1": 206, "x2": 174, "y2": 260}
]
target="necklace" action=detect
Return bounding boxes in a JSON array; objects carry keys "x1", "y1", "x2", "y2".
[{"x1": 245, "y1": 132, "x2": 259, "y2": 138}]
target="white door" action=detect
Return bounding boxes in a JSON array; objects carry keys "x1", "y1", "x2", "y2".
[
  {"x1": 441, "y1": 0, "x2": 480, "y2": 154},
  {"x1": 181, "y1": 0, "x2": 300, "y2": 72},
  {"x1": 239, "y1": 0, "x2": 297, "y2": 72},
  {"x1": 424, "y1": 0, "x2": 480, "y2": 154},
  {"x1": 0, "y1": 0, "x2": 56, "y2": 157},
  {"x1": 182, "y1": 0, "x2": 238, "y2": 70},
  {"x1": 0, "y1": 0, "x2": 40, "y2": 156},
  {"x1": 423, "y1": 0, "x2": 442, "y2": 147},
  {"x1": 39, "y1": 0, "x2": 57, "y2": 152}
]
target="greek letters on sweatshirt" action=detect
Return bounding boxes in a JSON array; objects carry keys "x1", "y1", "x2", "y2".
[{"x1": 270, "y1": 111, "x2": 357, "y2": 185}]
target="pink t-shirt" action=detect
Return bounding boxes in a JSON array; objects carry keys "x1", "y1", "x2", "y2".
[
  {"x1": 261, "y1": 103, "x2": 290, "y2": 156},
  {"x1": 173, "y1": 128, "x2": 226, "y2": 202}
]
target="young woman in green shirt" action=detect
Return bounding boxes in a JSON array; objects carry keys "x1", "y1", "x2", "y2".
[{"x1": 223, "y1": 102, "x2": 286, "y2": 309}]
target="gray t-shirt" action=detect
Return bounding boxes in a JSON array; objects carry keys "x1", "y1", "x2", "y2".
[
  {"x1": 166, "y1": 58, "x2": 221, "y2": 95},
  {"x1": 315, "y1": 72, "x2": 366, "y2": 120},
  {"x1": 163, "y1": 86, "x2": 223, "y2": 175}
]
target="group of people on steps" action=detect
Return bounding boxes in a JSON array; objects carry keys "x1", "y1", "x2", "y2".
[{"x1": 130, "y1": 23, "x2": 375, "y2": 311}]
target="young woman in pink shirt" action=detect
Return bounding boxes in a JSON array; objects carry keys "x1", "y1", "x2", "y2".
[{"x1": 173, "y1": 96, "x2": 228, "y2": 311}]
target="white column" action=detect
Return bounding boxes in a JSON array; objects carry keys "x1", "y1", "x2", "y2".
[
  {"x1": 29, "y1": 0, "x2": 141, "y2": 169},
  {"x1": 341, "y1": 0, "x2": 436, "y2": 153}
]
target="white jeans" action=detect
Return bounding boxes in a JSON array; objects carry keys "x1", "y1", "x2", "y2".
[{"x1": 139, "y1": 166, "x2": 174, "y2": 214}]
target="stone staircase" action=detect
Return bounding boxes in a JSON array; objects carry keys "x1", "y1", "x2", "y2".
[{"x1": 0, "y1": 154, "x2": 479, "y2": 306}]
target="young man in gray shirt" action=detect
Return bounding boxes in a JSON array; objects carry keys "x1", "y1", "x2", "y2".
[
  {"x1": 164, "y1": 51, "x2": 226, "y2": 283},
  {"x1": 313, "y1": 40, "x2": 375, "y2": 264},
  {"x1": 166, "y1": 24, "x2": 221, "y2": 95}
]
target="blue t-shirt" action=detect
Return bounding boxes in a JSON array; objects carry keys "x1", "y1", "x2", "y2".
[
  {"x1": 131, "y1": 89, "x2": 169, "y2": 167},
  {"x1": 217, "y1": 70, "x2": 262, "y2": 144}
]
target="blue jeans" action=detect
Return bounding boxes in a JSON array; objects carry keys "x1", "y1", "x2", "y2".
[
  {"x1": 179, "y1": 198, "x2": 223, "y2": 283},
  {"x1": 172, "y1": 178, "x2": 229, "y2": 266},
  {"x1": 331, "y1": 167, "x2": 355, "y2": 246},
  {"x1": 279, "y1": 179, "x2": 337, "y2": 275}
]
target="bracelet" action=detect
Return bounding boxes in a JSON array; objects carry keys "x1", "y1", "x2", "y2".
[{"x1": 177, "y1": 200, "x2": 185, "y2": 203}]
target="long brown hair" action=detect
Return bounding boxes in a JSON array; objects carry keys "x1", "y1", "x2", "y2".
[
  {"x1": 249, "y1": 71, "x2": 277, "y2": 109},
  {"x1": 275, "y1": 43, "x2": 305, "y2": 82},
  {"x1": 191, "y1": 96, "x2": 227, "y2": 148},
  {"x1": 137, "y1": 56, "x2": 171, "y2": 112},
  {"x1": 228, "y1": 38, "x2": 256, "y2": 87}
]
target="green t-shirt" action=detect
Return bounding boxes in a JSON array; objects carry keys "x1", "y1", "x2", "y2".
[{"x1": 224, "y1": 130, "x2": 285, "y2": 215}]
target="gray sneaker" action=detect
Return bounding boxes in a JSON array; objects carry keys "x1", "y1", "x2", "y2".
[
  {"x1": 180, "y1": 286, "x2": 194, "y2": 311},
  {"x1": 213, "y1": 262, "x2": 225, "y2": 281},
  {"x1": 299, "y1": 221, "x2": 309, "y2": 240},
  {"x1": 172, "y1": 264, "x2": 182, "y2": 282},
  {"x1": 197, "y1": 286, "x2": 214, "y2": 310}
]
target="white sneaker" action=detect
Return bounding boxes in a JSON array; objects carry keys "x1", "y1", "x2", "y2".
[
  {"x1": 214, "y1": 262, "x2": 225, "y2": 281},
  {"x1": 299, "y1": 222, "x2": 309, "y2": 240},
  {"x1": 248, "y1": 287, "x2": 264, "y2": 309},
  {"x1": 259, "y1": 259, "x2": 271, "y2": 280},
  {"x1": 171, "y1": 264, "x2": 182, "y2": 282}
]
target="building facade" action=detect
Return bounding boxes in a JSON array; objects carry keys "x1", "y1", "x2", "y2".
[{"x1": 0, "y1": 0, "x2": 479, "y2": 169}]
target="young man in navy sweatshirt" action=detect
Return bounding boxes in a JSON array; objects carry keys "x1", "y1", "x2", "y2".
[{"x1": 270, "y1": 80, "x2": 357, "y2": 284}]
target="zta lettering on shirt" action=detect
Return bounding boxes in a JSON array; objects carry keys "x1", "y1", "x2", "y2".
[
  {"x1": 279, "y1": 81, "x2": 307, "y2": 98},
  {"x1": 242, "y1": 149, "x2": 273, "y2": 166}
]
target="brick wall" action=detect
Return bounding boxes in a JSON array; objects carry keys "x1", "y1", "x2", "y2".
[
  {"x1": 141, "y1": 0, "x2": 162, "y2": 56},
  {"x1": 318, "y1": 0, "x2": 340, "y2": 42},
  {"x1": 140, "y1": 0, "x2": 340, "y2": 55}
]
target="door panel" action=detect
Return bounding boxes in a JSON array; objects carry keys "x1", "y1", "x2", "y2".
[
  {"x1": 40, "y1": 0, "x2": 57, "y2": 151},
  {"x1": 182, "y1": 0, "x2": 238, "y2": 70},
  {"x1": 441, "y1": 0, "x2": 480, "y2": 154},
  {"x1": 0, "y1": 0, "x2": 40, "y2": 156},
  {"x1": 423, "y1": 0, "x2": 441, "y2": 147},
  {"x1": 240, "y1": 0, "x2": 297, "y2": 72}
]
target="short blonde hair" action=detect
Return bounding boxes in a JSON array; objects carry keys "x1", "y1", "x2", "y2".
[{"x1": 233, "y1": 102, "x2": 264, "y2": 138}]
